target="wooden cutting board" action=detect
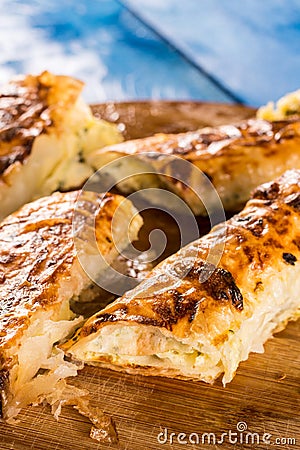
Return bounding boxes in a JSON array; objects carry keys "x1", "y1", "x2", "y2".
[{"x1": 1, "y1": 102, "x2": 299, "y2": 450}]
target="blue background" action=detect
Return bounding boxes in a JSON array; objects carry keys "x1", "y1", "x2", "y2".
[{"x1": 1, "y1": 0, "x2": 299, "y2": 106}]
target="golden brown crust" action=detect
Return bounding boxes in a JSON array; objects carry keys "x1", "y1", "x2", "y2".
[
  {"x1": 0, "y1": 71, "x2": 83, "y2": 176},
  {"x1": 77, "y1": 169, "x2": 300, "y2": 344},
  {"x1": 0, "y1": 190, "x2": 128, "y2": 355},
  {"x1": 99, "y1": 118, "x2": 300, "y2": 159},
  {"x1": 97, "y1": 118, "x2": 300, "y2": 213}
]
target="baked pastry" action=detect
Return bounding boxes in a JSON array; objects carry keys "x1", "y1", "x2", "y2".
[
  {"x1": 257, "y1": 88, "x2": 300, "y2": 121},
  {"x1": 0, "y1": 71, "x2": 122, "y2": 219},
  {"x1": 0, "y1": 190, "x2": 142, "y2": 421},
  {"x1": 87, "y1": 92, "x2": 300, "y2": 215},
  {"x1": 66, "y1": 170, "x2": 300, "y2": 384}
]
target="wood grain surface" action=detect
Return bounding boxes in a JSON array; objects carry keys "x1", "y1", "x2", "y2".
[
  {"x1": 0, "y1": 101, "x2": 299, "y2": 450},
  {"x1": 91, "y1": 100, "x2": 256, "y2": 139}
]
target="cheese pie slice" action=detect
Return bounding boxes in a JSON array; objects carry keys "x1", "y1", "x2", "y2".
[
  {"x1": 0, "y1": 71, "x2": 122, "y2": 219},
  {"x1": 66, "y1": 170, "x2": 300, "y2": 384},
  {"x1": 87, "y1": 91, "x2": 300, "y2": 215},
  {"x1": 0, "y1": 190, "x2": 142, "y2": 421}
]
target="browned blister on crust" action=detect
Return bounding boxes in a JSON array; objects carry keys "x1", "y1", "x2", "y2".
[{"x1": 67, "y1": 170, "x2": 300, "y2": 384}]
